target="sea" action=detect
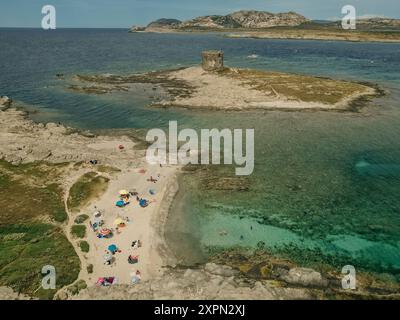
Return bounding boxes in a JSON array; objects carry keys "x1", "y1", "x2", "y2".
[{"x1": 1, "y1": 28, "x2": 400, "y2": 279}]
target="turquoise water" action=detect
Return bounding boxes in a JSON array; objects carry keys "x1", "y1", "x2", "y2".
[{"x1": 1, "y1": 29, "x2": 400, "y2": 276}]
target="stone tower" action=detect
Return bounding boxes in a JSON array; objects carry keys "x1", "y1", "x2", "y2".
[{"x1": 202, "y1": 50, "x2": 224, "y2": 71}]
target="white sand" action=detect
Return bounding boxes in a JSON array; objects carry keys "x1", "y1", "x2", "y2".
[{"x1": 79, "y1": 164, "x2": 177, "y2": 284}]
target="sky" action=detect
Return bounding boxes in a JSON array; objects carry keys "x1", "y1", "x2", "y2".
[{"x1": 0, "y1": 0, "x2": 399, "y2": 28}]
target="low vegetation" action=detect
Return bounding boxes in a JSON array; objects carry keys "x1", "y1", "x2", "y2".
[
  {"x1": 222, "y1": 68, "x2": 372, "y2": 106},
  {"x1": 87, "y1": 264, "x2": 93, "y2": 274},
  {"x1": 71, "y1": 225, "x2": 86, "y2": 239},
  {"x1": 0, "y1": 160, "x2": 68, "y2": 224},
  {"x1": 0, "y1": 160, "x2": 80, "y2": 299},
  {"x1": 66, "y1": 279, "x2": 87, "y2": 296},
  {"x1": 67, "y1": 172, "x2": 109, "y2": 212},
  {"x1": 96, "y1": 165, "x2": 121, "y2": 174},
  {"x1": 78, "y1": 240, "x2": 90, "y2": 253},
  {"x1": 0, "y1": 224, "x2": 80, "y2": 300},
  {"x1": 74, "y1": 214, "x2": 89, "y2": 224}
]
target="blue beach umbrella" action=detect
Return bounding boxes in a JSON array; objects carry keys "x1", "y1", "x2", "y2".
[
  {"x1": 108, "y1": 244, "x2": 117, "y2": 252},
  {"x1": 139, "y1": 199, "x2": 148, "y2": 208},
  {"x1": 116, "y1": 200, "x2": 125, "y2": 207}
]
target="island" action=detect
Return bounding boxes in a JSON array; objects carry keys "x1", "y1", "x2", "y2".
[{"x1": 68, "y1": 51, "x2": 382, "y2": 112}]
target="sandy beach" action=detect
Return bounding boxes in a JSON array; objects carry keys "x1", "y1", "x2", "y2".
[{"x1": 76, "y1": 163, "x2": 178, "y2": 284}]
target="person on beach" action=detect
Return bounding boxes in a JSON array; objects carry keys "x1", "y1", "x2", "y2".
[
  {"x1": 128, "y1": 255, "x2": 139, "y2": 264},
  {"x1": 131, "y1": 240, "x2": 142, "y2": 249},
  {"x1": 131, "y1": 270, "x2": 141, "y2": 284}
]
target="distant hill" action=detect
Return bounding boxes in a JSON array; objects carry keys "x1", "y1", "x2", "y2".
[
  {"x1": 146, "y1": 18, "x2": 182, "y2": 29},
  {"x1": 129, "y1": 11, "x2": 400, "y2": 41},
  {"x1": 143, "y1": 10, "x2": 309, "y2": 31}
]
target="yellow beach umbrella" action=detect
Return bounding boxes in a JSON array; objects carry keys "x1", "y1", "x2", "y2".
[
  {"x1": 114, "y1": 218, "x2": 124, "y2": 226},
  {"x1": 119, "y1": 190, "x2": 129, "y2": 196}
]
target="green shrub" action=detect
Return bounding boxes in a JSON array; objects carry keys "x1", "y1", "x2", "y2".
[
  {"x1": 79, "y1": 241, "x2": 90, "y2": 253},
  {"x1": 87, "y1": 264, "x2": 93, "y2": 274},
  {"x1": 67, "y1": 172, "x2": 109, "y2": 212},
  {"x1": 0, "y1": 224, "x2": 80, "y2": 300},
  {"x1": 74, "y1": 214, "x2": 89, "y2": 224},
  {"x1": 67, "y1": 280, "x2": 87, "y2": 295},
  {"x1": 71, "y1": 225, "x2": 86, "y2": 239}
]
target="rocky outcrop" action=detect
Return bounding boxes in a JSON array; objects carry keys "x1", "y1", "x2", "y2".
[
  {"x1": 0, "y1": 95, "x2": 12, "y2": 110},
  {"x1": 129, "y1": 25, "x2": 146, "y2": 32},
  {"x1": 180, "y1": 15, "x2": 241, "y2": 29},
  {"x1": 281, "y1": 268, "x2": 328, "y2": 288},
  {"x1": 144, "y1": 10, "x2": 309, "y2": 31},
  {"x1": 229, "y1": 11, "x2": 308, "y2": 28},
  {"x1": 69, "y1": 263, "x2": 312, "y2": 300},
  {"x1": 0, "y1": 106, "x2": 139, "y2": 167}
]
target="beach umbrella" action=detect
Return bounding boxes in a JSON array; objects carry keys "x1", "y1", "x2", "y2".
[
  {"x1": 139, "y1": 199, "x2": 149, "y2": 208},
  {"x1": 93, "y1": 211, "x2": 102, "y2": 218},
  {"x1": 108, "y1": 244, "x2": 117, "y2": 252},
  {"x1": 103, "y1": 253, "x2": 112, "y2": 262},
  {"x1": 99, "y1": 228, "x2": 112, "y2": 236},
  {"x1": 116, "y1": 200, "x2": 125, "y2": 207},
  {"x1": 114, "y1": 218, "x2": 124, "y2": 226},
  {"x1": 119, "y1": 190, "x2": 129, "y2": 196}
]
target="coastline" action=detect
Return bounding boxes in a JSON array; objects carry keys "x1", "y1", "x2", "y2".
[{"x1": 131, "y1": 28, "x2": 400, "y2": 43}]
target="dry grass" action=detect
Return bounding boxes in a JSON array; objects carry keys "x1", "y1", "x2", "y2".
[
  {"x1": 0, "y1": 160, "x2": 68, "y2": 224},
  {"x1": 221, "y1": 68, "x2": 371, "y2": 105},
  {"x1": 226, "y1": 28, "x2": 400, "y2": 43},
  {"x1": 0, "y1": 160, "x2": 79, "y2": 299},
  {"x1": 67, "y1": 172, "x2": 109, "y2": 212}
]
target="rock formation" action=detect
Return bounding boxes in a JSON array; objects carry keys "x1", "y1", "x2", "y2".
[
  {"x1": 0, "y1": 95, "x2": 12, "y2": 110},
  {"x1": 67, "y1": 263, "x2": 313, "y2": 300},
  {"x1": 129, "y1": 25, "x2": 146, "y2": 32}
]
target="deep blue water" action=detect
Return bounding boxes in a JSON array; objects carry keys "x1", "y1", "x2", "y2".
[{"x1": 2, "y1": 28, "x2": 400, "y2": 277}]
